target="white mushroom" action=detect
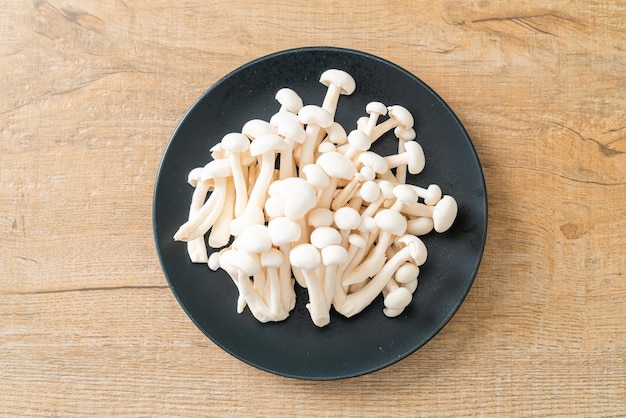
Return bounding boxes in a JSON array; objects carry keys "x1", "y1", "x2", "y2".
[
  {"x1": 289, "y1": 243, "x2": 329, "y2": 327},
  {"x1": 241, "y1": 119, "x2": 276, "y2": 141},
  {"x1": 410, "y1": 184, "x2": 442, "y2": 206},
  {"x1": 314, "y1": 151, "x2": 357, "y2": 209},
  {"x1": 393, "y1": 126, "x2": 417, "y2": 184},
  {"x1": 276, "y1": 122, "x2": 306, "y2": 179},
  {"x1": 261, "y1": 248, "x2": 289, "y2": 320},
  {"x1": 319, "y1": 69, "x2": 356, "y2": 117},
  {"x1": 361, "y1": 101, "x2": 388, "y2": 137},
  {"x1": 245, "y1": 134, "x2": 286, "y2": 212},
  {"x1": 370, "y1": 105, "x2": 414, "y2": 142},
  {"x1": 401, "y1": 195, "x2": 458, "y2": 233},
  {"x1": 184, "y1": 167, "x2": 211, "y2": 263},
  {"x1": 267, "y1": 216, "x2": 300, "y2": 310},
  {"x1": 297, "y1": 105, "x2": 334, "y2": 169},
  {"x1": 220, "y1": 133, "x2": 251, "y2": 217},
  {"x1": 275, "y1": 87, "x2": 304, "y2": 114},
  {"x1": 384, "y1": 140, "x2": 425, "y2": 175},
  {"x1": 208, "y1": 177, "x2": 235, "y2": 248},
  {"x1": 173, "y1": 159, "x2": 232, "y2": 241},
  {"x1": 406, "y1": 216, "x2": 435, "y2": 236}
]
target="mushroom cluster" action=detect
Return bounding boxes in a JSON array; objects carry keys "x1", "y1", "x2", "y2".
[{"x1": 174, "y1": 69, "x2": 458, "y2": 327}]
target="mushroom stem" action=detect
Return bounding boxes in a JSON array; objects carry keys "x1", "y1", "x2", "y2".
[
  {"x1": 208, "y1": 177, "x2": 235, "y2": 248},
  {"x1": 229, "y1": 152, "x2": 248, "y2": 217},
  {"x1": 173, "y1": 177, "x2": 227, "y2": 241},
  {"x1": 247, "y1": 152, "x2": 277, "y2": 211}
]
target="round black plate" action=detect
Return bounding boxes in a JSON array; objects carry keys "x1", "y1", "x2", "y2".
[{"x1": 153, "y1": 47, "x2": 487, "y2": 380}]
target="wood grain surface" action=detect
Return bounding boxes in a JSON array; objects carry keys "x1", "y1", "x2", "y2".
[{"x1": 1, "y1": 0, "x2": 624, "y2": 416}]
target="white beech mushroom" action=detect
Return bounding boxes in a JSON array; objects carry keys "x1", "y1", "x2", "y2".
[
  {"x1": 319, "y1": 69, "x2": 356, "y2": 117},
  {"x1": 267, "y1": 216, "x2": 300, "y2": 310},
  {"x1": 370, "y1": 105, "x2": 414, "y2": 143},
  {"x1": 410, "y1": 184, "x2": 442, "y2": 206},
  {"x1": 314, "y1": 151, "x2": 357, "y2": 209},
  {"x1": 276, "y1": 122, "x2": 306, "y2": 179},
  {"x1": 361, "y1": 101, "x2": 388, "y2": 137},
  {"x1": 220, "y1": 133, "x2": 251, "y2": 217},
  {"x1": 289, "y1": 243, "x2": 329, "y2": 327},
  {"x1": 401, "y1": 195, "x2": 458, "y2": 233},
  {"x1": 208, "y1": 177, "x2": 235, "y2": 248},
  {"x1": 275, "y1": 87, "x2": 303, "y2": 114},
  {"x1": 184, "y1": 167, "x2": 211, "y2": 263},
  {"x1": 297, "y1": 105, "x2": 334, "y2": 169},
  {"x1": 384, "y1": 140, "x2": 425, "y2": 176},
  {"x1": 394, "y1": 126, "x2": 417, "y2": 184},
  {"x1": 173, "y1": 159, "x2": 232, "y2": 241},
  {"x1": 261, "y1": 248, "x2": 289, "y2": 320}
]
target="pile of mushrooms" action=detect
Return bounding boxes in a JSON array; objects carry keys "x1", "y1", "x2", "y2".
[{"x1": 173, "y1": 69, "x2": 458, "y2": 327}]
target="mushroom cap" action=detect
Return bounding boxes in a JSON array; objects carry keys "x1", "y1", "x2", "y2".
[
  {"x1": 394, "y1": 127, "x2": 416, "y2": 142},
  {"x1": 298, "y1": 105, "x2": 333, "y2": 128},
  {"x1": 242, "y1": 119, "x2": 276, "y2": 140},
  {"x1": 334, "y1": 207, "x2": 361, "y2": 231},
  {"x1": 404, "y1": 141, "x2": 425, "y2": 174},
  {"x1": 359, "y1": 180, "x2": 380, "y2": 202},
  {"x1": 374, "y1": 209, "x2": 408, "y2": 236},
  {"x1": 264, "y1": 196, "x2": 285, "y2": 219},
  {"x1": 321, "y1": 244, "x2": 349, "y2": 266},
  {"x1": 378, "y1": 180, "x2": 396, "y2": 199},
  {"x1": 387, "y1": 105, "x2": 414, "y2": 129},
  {"x1": 308, "y1": 208, "x2": 334, "y2": 228},
  {"x1": 201, "y1": 159, "x2": 232, "y2": 181},
  {"x1": 356, "y1": 116, "x2": 369, "y2": 131},
  {"x1": 395, "y1": 262, "x2": 420, "y2": 284},
  {"x1": 406, "y1": 216, "x2": 434, "y2": 236},
  {"x1": 402, "y1": 277, "x2": 418, "y2": 294},
  {"x1": 283, "y1": 197, "x2": 315, "y2": 220},
  {"x1": 347, "y1": 129, "x2": 371, "y2": 152},
  {"x1": 261, "y1": 248, "x2": 284, "y2": 268},
  {"x1": 208, "y1": 251, "x2": 221, "y2": 271},
  {"x1": 221, "y1": 132, "x2": 250, "y2": 153},
  {"x1": 187, "y1": 167, "x2": 203, "y2": 187},
  {"x1": 301, "y1": 164, "x2": 330, "y2": 188},
  {"x1": 384, "y1": 287, "x2": 412, "y2": 310},
  {"x1": 210, "y1": 143, "x2": 226, "y2": 160},
  {"x1": 229, "y1": 206, "x2": 265, "y2": 237},
  {"x1": 220, "y1": 250, "x2": 261, "y2": 276},
  {"x1": 309, "y1": 226, "x2": 342, "y2": 249},
  {"x1": 316, "y1": 151, "x2": 356, "y2": 180},
  {"x1": 270, "y1": 111, "x2": 302, "y2": 129},
  {"x1": 359, "y1": 166, "x2": 376, "y2": 181},
  {"x1": 433, "y1": 195, "x2": 458, "y2": 233},
  {"x1": 273, "y1": 177, "x2": 317, "y2": 219},
  {"x1": 267, "y1": 216, "x2": 301, "y2": 245},
  {"x1": 393, "y1": 184, "x2": 419, "y2": 204},
  {"x1": 277, "y1": 121, "x2": 306, "y2": 144},
  {"x1": 358, "y1": 151, "x2": 388, "y2": 174},
  {"x1": 319, "y1": 69, "x2": 356, "y2": 95},
  {"x1": 249, "y1": 134, "x2": 287, "y2": 157},
  {"x1": 275, "y1": 87, "x2": 303, "y2": 113},
  {"x1": 348, "y1": 233, "x2": 366, "y2": 248},
  {"x1": 317, "y1": 142, "x2": 336, "y2": 154},
  {"x1": 423, "y1": 184, "x2": 442, "y2": 206},
  {"x1": 325, "y1": 122, "x2": 347, "y2": 145},
  {"x1": 289, "y1": 243, "x2": 321, "y2": 270},
  {"x1": 236, "y1": 224, "x2": 272, "y2": 254},
  {"x1": 366, "y1": 101, "x2": 388, "y2": 116},
  {"x1": 396, "y1": 234, "x2": 428, "y2": 265},
  {"x1": 358, "y1": 215, "x2": 377, "y2": 233}
]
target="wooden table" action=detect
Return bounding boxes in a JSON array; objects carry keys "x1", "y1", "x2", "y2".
[{"x1": 2, "y1": 1, "x2": 624, "y2": 416}]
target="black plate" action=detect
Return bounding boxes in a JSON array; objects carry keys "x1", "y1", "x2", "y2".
[{"x1": 153, "y1": 47, "x2": 487, "y2": 380}]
